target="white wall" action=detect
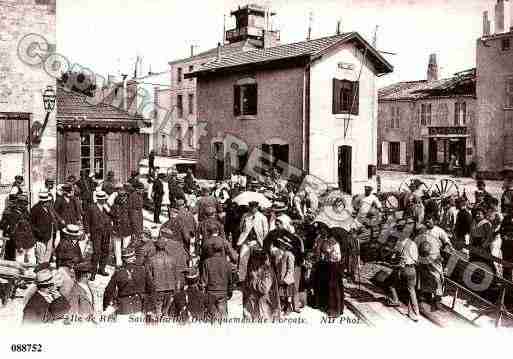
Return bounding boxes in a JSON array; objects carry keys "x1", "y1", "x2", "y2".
[{"x1": 309, "y1": 42, "x2": 378, "y2": 193}]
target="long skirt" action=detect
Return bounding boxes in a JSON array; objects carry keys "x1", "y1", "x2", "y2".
[
  {"x1": 313, "y1": 261, "x2": 344, "y2": 317},
  {"x1": 417, "y1": 260, "x2": 444, "y2": 297}
]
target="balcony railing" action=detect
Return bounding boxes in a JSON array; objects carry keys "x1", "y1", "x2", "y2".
[{"x1": 225, "y1": 27, "x2": 280, "y2": 42}]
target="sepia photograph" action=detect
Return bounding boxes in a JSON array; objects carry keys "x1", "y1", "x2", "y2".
[{"x1": 1, "y1": 0, "x2": 513, "y2": 352}]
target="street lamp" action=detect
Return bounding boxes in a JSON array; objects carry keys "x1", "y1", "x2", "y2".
[{"x1": 26, "y1": 85, "x2": 56, "y2": 208}]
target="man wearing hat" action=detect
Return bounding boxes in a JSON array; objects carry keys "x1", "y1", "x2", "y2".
[
  {"x1": 147, "y1": 237, "x2": 182, "y2": 319},
  {"x1": 84, "y1": 191, "x2": 113, "y2": 280},
  {"x1": 78, "y1": 170, "x2": 96, "y2": 222},
  {"x1": 150, "y1": 172, "x2": 165, "y2": 224},
  {"x1": 103, "y1": 248, "x2": 154, "y2": 318},
  {"x1": 454, "y1": 197, "x2": 472, "y2": 253},
  {"x1": 501, "y1": 177, "x2": 513, "y2": 215},
  {"x1": 111, "y1": 185, "x2": 132, "y2": 267},
  {"x1": 9, "y1": 175, "x2": 24, "y2": 196},
  {"x1": 128, "y1": 181, "x2": 145, "y2": 238},
  {"x1": 55, "y1": 224, "x2": 83, "y2": 269},
  {"x1": 23, "y1": 269, "x2": 71, "y2": 324},
  {"x1": 44, "y1": 178, "x2": 56, "y2": 203},
  {"x1": 102, "y1": 171, "x2": 116, "y2": 196},
  {"x1": 201, "y1": 240, "x2": 233, "y2": 319},
  {"x1": 197, "y1": 206, "x2": 225, "y2": 249},
  {"x1": 67, "y1": 261, "x2": 95, "y2": 320},
  {"x1": 54, "y1": 183, "x2": 82, "y2": 228},
  {"x1": 196, "y1": 187, "x2": 221, "y2": 223},
  {"x1": 475, "y1": 179, "x2": 493, "y2": 211},
  {"x1": 237, "y1": 201, "x2": 269, "y2": 283},
  {"x1": 200, "y1": 221, "x2": 237, "y2": 263},
  {"x1": 31, "y1": 191, "x2": 64, "y2": 263},
  {"x1": 168, "y1": 172, "x2": 186, "y2": 212},
  {"x1": 172, "y1": 267, "x2": 213, "y2": 322},
  {"x1": 176, "y1": 198, "x2": 197, "y2": 258},
  {"x1": 9, "y1": 195, "x2": 37, "y2": 265}
]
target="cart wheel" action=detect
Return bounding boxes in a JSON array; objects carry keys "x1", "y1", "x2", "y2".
[
  {"x1": 430, "y1": 178, "x2": 460, "y2": 198},
  {"x1": 380, "y1": 192, "x2": 400, "y2": 211}
]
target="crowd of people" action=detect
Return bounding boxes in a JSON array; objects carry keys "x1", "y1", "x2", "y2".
[{"x1": 1, "y1": 167, "x2": 513, "y2": 325}]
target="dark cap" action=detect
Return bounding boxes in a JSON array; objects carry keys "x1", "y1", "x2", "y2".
[
  {"x1": 14, "y1": 175, "x2": 24, "y2": 182},
  {"x1": 248, "y1": 201, "x2": 259, "y2": 208},
  {"x1": 61, "y1": 183, "x2": 72, "y2": 192}
]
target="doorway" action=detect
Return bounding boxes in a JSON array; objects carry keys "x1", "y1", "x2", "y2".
[
  {"x1": 338, "y1": 145, "x2": 352, "y2": 194},
  {"x1": 414, "y1": 140, "x2": 424, "y2": 172},
  {"x1": 213, "y1": 142, "x2": 224, "y2": 180}
]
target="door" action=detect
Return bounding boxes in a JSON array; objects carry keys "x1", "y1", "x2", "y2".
[
  {"x1": 214, "y1": 142, "x2": 224, "y2": 180},
  {"x1": 414, "y1": 140, "x2": 424, "y2": 171},
  {"x1": 338, "y1": 145, "x2": 352, "y2": 194}
]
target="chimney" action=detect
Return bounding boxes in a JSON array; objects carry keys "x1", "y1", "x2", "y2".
[
  {"x1": 427, "y1": 54, "x2": 438, "y2": 82},
  {"x1": 495, "y1": 0, "x2": 512, "y2": 34},
  {"x1": 483, "y1": 11, "x2": 491, "y2": 36},
  {"x1": 216, "y1": 42, "x2": 222, "y2": 62},
  {"x1": 121, "y1": 73, "x2": 128, "y2": 111},
  {"x1": 190, "y1": 45, "x2": 194, "y2": 57},
  {"x1": 336, "y1": 20, "x2": 341, "y2": 35}
]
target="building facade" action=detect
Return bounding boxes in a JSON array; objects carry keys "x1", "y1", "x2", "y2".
[
  {"x1": 56, "y1": 87, "x2": 148, "y2": 183},
  {"x1": 476, "y1": 3, "x2": 513, "y2": 178},
  {"x1": 0, "y1": 0, "x2": 56, "y2": 210},
  {"x1": 378, "y1": 65, "x2": 477, "y2": 175},
  {"x1": 189, "y1": 32, "x2": 392, "y2": 193}
]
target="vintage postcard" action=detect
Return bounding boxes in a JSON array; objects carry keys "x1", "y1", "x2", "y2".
[{"x1": 0, "y1": 0, "x2": 512, "y2": 352}]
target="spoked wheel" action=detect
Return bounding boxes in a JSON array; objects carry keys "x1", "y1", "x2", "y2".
[
  {"x1": 379, "y1": 192, "x2": 400, "y2": 212},
  {"x1": 429, "y1": 178, "x2": 460, "y2": 198}
]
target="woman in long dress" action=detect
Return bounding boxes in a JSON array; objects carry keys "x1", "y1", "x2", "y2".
[
  {"x1": 242, "y1": 249, "x2": 281, "y2": 320},
  {"x1": 311, "y1": 226, "x2": 344, "y2": 318}
]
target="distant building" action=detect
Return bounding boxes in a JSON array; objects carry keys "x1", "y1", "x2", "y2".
[
  {"x1": 161, "y1": 3, "x2": 280, "y2": 161},
  {"x1": 475, "y1": 0, "x2": 513, "y2": 178},
  {"x1": 56, "y1": 87, "x2": 149, "y2": 183},
  {"x1": 0, "y1": 0, "x2": 56, "y2": 209},
  {"x1": 377, "y1": 58, "x2": 477, "y2": 175},
  {"x1": 188, "y1": 32, "x2": 393, "y2": 193}
]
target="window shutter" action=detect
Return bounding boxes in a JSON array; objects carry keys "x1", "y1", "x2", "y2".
[
  {"x1": 381, "y1": 141, "x2": 389, "y2": 165},
  {"x1": 400, "y1": 142, "x2": 407, "y2": 165},
  {"x1": 351, "y1": 82, "x2": 359, "y2": 115},
  {"x1": 332, "y1": 79, "x2": 340, "y2": 114},
  {"x1": 105, "y1": 132, "x2": 122, "y2": 182},
  {"x1": 234, "y1": 85, "x2": 241, "y2": 116},
  {"x1": 454, "y1": 102, "x2": 459, "y2": 125},
  {"x1": 65, "y1": 132, "x2": 81, "y2": 180},
  {"x1": 462, "y1": 102, "x2": 467, "y2": 125}
]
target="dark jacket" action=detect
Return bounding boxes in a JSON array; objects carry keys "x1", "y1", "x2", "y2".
[
  {"x1": 502, "y1": 190, "x2": 513, "y2": 214},
  {"x1": 30, "y1": 202, "x2": 61, "y2": 244},
  {"x1": 177, "y1": 208, "x2": 196, "y2": 243},
  {"x1": 152, "y1": 179, "x2": 164, "y2": 203},
  {"x1": 103, "y1": 263, "x2": 153, "y2": 314},
  {"x1": 168, "y1": 178, "x2": 186, "y2": 207},
  {"x1": 172, "y1": 286, "x2": 214, "y2": 321},
  {"x1": 501, "y1": 214, "x2": 513, "y2": 237},
  {"x1": 23, "y1": 292, "x2": 70, "y2": 324},
  {"x1": 54, "y1": 195, "x2": 82, "y2": 226},
  {"x1": 197, "y1": 217, "x2": 225, "y2": 241},
  {"x1": 11, "y1": 208, "x2": 35, "y2": 250},
  {"x1": 196, "y1": 196, "x2": 221, "y2": 222},
  {"x1": 455, "y1": 208, "x2": 473, "y2": 238},
  {"x1": 128, "y1": 191, "x2": 144, "y2": 236},
  {"x1": 84, "y1": 204, "x2": 112, "y2": 237},
  {"x1": 201, "y1": 235, "x2": 237, "y2": 263},
  {"x1": 55, "y1": 238, "x2": 83, "y2": 268},
  {"x1": 147, "y1": 250, "x2": 181, "y2": 292},
  {"x1": 78, "y1": 177, "x2": 95, "y2": 204},
  {"x1": 160, "y1": 216, "x2": 188, "y2": 248},
  {"x1": 129, "y1": 239, "x2": 157, "y2": 267},
  {"x1": 111, "y1": 194, "x2": 132, "y2": 238},
  {"x1": 201, "y1": 255, "x2": 233, "y2": 300}
]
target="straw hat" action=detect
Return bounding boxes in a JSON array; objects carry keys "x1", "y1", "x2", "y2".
[
  {"x1": 38, "y1": 190, "x2": 52, "y2": 202},
  {"x1": 62, "y1": 224, "x2": 83, "y2": 237}
]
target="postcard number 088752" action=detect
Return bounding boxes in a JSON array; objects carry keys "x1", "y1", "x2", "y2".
[{"x1": 10, "y1": 344, "x2": 43, "y2": 352}]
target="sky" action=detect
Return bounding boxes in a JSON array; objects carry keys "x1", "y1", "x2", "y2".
[{"x1": 57, "y1": 0, "x2": 498, "y2": 87}]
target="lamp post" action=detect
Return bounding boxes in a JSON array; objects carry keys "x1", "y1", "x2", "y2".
[{"x1": 26, "y1": 85, "x2": 56, "y2": 207}]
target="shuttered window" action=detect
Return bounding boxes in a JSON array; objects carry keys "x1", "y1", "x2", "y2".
[
  {"x1": 177, "y1": 95, "x2": 183, "y2": 118},
  {"x1": 332, "y1": 79, "x2": 359, "y2": 115},
  {"x1": 421, "y1": 103, "x2": 432, "y2": 126},
  {"x1": 390, "y1": 107, "x2": 400, "y2": 128},
  {"x1": 454, "y1": 101, "x2": 467, "y2": 125},
  {"x1": 234, "y1": 83, "x2": 257, "y2": 116},
  {"x1": 80, "y1": 133, "x2": 104, "y2": 179}
]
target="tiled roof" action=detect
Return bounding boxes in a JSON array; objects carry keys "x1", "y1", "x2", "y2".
[
  {"x1": 187, "y1": 32, "x2": 393, "y2": 76},
  {"x1": 379, "y1": 69, "x2": 476, "y2": 101},
  {"x1": 56, "y1": 86, "x2": 147, "y2": 130},
  {"x1": 168, "y1": 40, "x2": 260, "y2": 66}
]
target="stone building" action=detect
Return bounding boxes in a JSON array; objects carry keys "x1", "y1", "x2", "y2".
[
  {"x1": 188, "y1": 32, "x2": 392, "y2": 193},
  {"x1": 378, "y1": 59, "x2": 477, "y2": 175},
  {"x1": 476, "y1": 0, "x2": 513, "y2": 178},
  {"x1": 0, "y1": 0, "x2": 56, "y2": 210}
]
